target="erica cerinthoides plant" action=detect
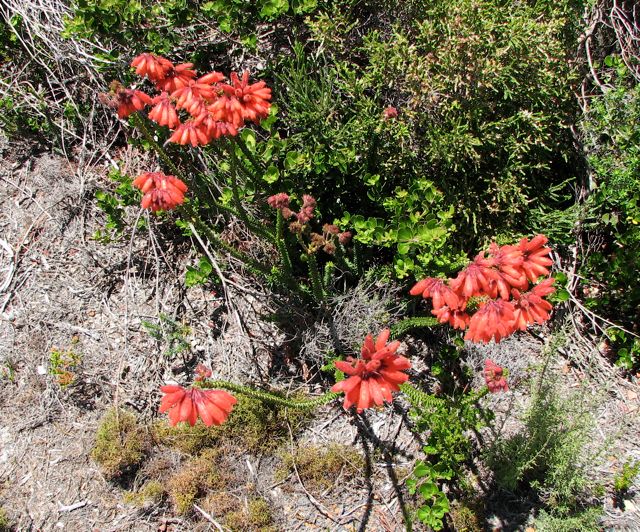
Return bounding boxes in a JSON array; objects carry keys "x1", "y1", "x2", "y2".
[
  {"x1": 331, "y1": 329, "x2": 411, "y2": 413},
  {"x1": 410, "y1": 235, "x2": 556, "y2": 343}
]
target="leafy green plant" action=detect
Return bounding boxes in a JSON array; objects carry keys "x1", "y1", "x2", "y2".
[
  {"x1": 484, "y1": 368, "x2": 596, "y2": 516},
  {"x1": 141, "y1": 313, "x2": 191, "y2": 358},
  {"x1": 613, "y1": 459, "x2": 639, "y2": 495},
  {"x1": 49, "y1": 347, "x2": 83, "y2": 387},
  {"x1": 93, "y1": 168, "x2": 144, "y2": 243}
]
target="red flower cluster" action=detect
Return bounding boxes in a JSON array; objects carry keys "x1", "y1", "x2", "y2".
[
  {"x1": 109, "y1": 52, "x2": 272, "y2": 147},
  {"x1": 410, "y1": 235, "x2": 555, "y2": 343},
  {"x1": 159, "y1": 384, "x2": 237, "y2": 426},
  {"x1": 132, "y1": 172, "x2": 188, "y2": 212},
  {"x1": 331, "y1": 329, "x2": 411, "y2": 413},
  {"x1": 483, "y1": 359, "x2": 508, "y2": 393}
]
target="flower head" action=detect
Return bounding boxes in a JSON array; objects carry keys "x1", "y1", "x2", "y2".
[
  {"x1": 159, "y1": 384, "x2": 236, "y2": 426},
  {"x1": 267, "y1": 192, "x2": 290, "y2": 210},
  {"x1": 218, "y1": 71, "x2": 272, "y2": 124},
  {"x1": 383, "y1": 106, "x2": 398, "y2": 119},
  {"x1": 155, "y1": 63, "x2": 197, "y2": 93},
  {"x1": 132, "y1": 172, "x2": 188, "y2": 211},
  {"x1": 449, "y1": 254, "x2": 500, "y2": 298},
  {"x1": 112, "y1": 85, "x2": 151, "y2": 119},
  {"x1": 465, "y1": 299, "x2": 515, "y2": 343},
  {"x1": 511, "y1": 278, "x2": 555, "y2": 331},
  {"x1": 168, "y1": 119, "x2": 210, "y2": 147},
  {"x1": 148, "y1": 92, "x2": 180, "y2": 129},
  {"x1": 131, "y1": 53, "x2": 173, "y2": 81},
  {"x1": 410, "y1": 277, "x2": 463, "y2": 311},
  {"x1": 483, "y1": 359, "x2": 509, "y2": 393},
  {"x1": 331, "y1": 329, "x2": 411, "y2": 413},
  {"x1": 519, "y1": 234, "x2": 553, "y2": 282},
  {"x1": 432, "y1": 305, "x2": 470, "y2": 330}
]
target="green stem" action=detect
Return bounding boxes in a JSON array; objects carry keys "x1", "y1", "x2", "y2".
[
  {"x1": 205, "y1": 380, "x2": 339, "y2": 409},
  {"x1": 131, "y1": 114, "x2": 182, "y2": 179},
  {"x1": 399, "y1": 383, "x2": 445, "y2": 408},
  {"x1": 307, "y1": 253, "x2": 325, "y2": 302},
  {"x1": 233, "y1": 134, "x2": 264, "y2": 175},
  {"x1": 323, "y1": 261, "x2": 335, "y2": 293},
  {"x1": 390, "y1": 316, "x2": 441, "y2": 339},
  {"x1": 276, "y1": 209, "x2": 294, "y2": 279}
]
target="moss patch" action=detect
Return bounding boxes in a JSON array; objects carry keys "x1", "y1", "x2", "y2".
[
  {"x1": 277, "y1": 443, "x2": 365, "y2": 492},
  {"x1": 0, "y1": 507, "x2": 9, "y2": 531},
  {"x1": 122, "y1": 480, "x2": 164, "y2": 507},
  {"x1": 223, "y1": 497, "x2": 276, "y2": 532},
  {"x1": 166, "y1": 447, "x2": 234, "y2": 515},
  {"x1": 91, "y1": 408, "x2": 149, "y2": 479},
  {"x1": 154, "y1": 393, "x2": 311, "y2": 455}
]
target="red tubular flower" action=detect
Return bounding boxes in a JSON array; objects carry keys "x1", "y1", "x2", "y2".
[
  {"x1": 207, "y1": 95, "x2": 245, "y2": 129},
  {"x1": 148, "y1": 92, "x2": 180, "y2": 129},
  {"x1": 331, "y1": 329, "x2": 411, "y2": 413},
  {"x1": 410, "y1": 277, "x2": 463, "y2": 310},
  {"x1": 432, "y1": 305, "x2": 470, "y2": 330},
  {"x1": 519, "y1": 234, "x2": 553, "y2": 282},
  {"x1": 115, "y1": 87, "x2": 151, "y2": 119},
  {"x1": 132, "y1": 172, "x2": 188, "y2": 211},
  {"x1": 171, "y1": 75, "x2": 221, "y2": 114},
  {"x1": 465, "y1": 299, "x2": 516, "y2": 343},
  {"x1": 511, "y1": 278, "x2": 555, "y2": 330},
  {"x1": 168, "y1": 119, "x2": 210, "y2": 147},
  {"x1": 484, "y1": 359, "x2": 509, "y2": 393},
  {"x1": 487, "y1": 243, "x2": 527, "y2": 291},
  {"x1": 155, "y1": 63, "x2": 197, "y2": 93},
  {"x1": 449, "y1": 254, "x2": 500, "y2": 298},
  {"x1": 131, "y1": 53, "x2": 173, "y2": 81},
  {"x1": 218, "y1": 71, "x2": 272, "y2": 124},
  {"x1": 159, "y1": 384, "x2": 237, "y2": 426}
]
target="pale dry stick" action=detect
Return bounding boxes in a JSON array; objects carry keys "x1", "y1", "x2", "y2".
[
  {"x1": 188, "y1": 221, "x2": 247, "y2": 333},
  {"x1": 112, "y1": 208, "x2": 143, "y2": 414},
  {"x1": 193, "y1": 504, "x2": 227, "y2": 532}
]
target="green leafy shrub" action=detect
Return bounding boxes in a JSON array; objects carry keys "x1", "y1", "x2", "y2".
[
  {"x1": 484, "y1": 372, "x2": 596, "y2": 516},
  {"x1": 91, "y1": 408, "x2": 149, "y2": 478},
  {"x1": 579, "y1": 59, "x2": 640, "y2": 369}
]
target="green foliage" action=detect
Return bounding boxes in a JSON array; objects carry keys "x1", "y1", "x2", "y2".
[
  {"x1": 405, "y1": 388, "x2": 487, "y2": 530},
  {"x1": 579, "y1": 61, "x2": 640, "y2": 368},
  {"x1": 49, "y1": 347, "x2": 82, "y2": 387},
  {"x1": 223, "y1": 497, "x2": 276, "y2": 532},
  {"x1": 613, "y1": 459, "x2": 640, "y2": 494},
  {"x1": 91, "y1": 408, "x2": 149, "y2": 478},
  {"x1": 0, "y1": 507, "x2": 9, "y2": 532},
  {"x1": 62, "y1": 0, "x2": 321, "y2": 53},
  {"x1": 93, "y1": 169, "x2": 143, "y2": 243},
  {"x1": 141, "y1": 313, "x2": 191, "y2": 358},
  {"x1": 484, "y1": 374, "x2": 595, "y2": 514},
  {"x1": 185, "y1": 256, "x2": 214, "y2": 287},
  {"x1": 534, "y1": 507, "x2": 602, "y2": 532}
]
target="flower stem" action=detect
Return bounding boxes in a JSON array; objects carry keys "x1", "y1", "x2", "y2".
[
  {"x1": 276, "y1": 209, "x2": 294, "y2": 279},
  {"x1": 390, "y1": 316, "x2": 441, "y2": 339},
  {"x1": 233, "y1": 134, "x2": 264, "y2": 175},
  {"x1": 399, "y1": 383, "x2": 444, "y2": 408},
  {"x1": 205, "y1": 380, "x2": 339, "y2": 409},
  {"x1": 307, "y1": 253, "x2": 325, "y2": 302}
]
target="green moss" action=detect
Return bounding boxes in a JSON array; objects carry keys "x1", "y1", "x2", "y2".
[
  {"x1": 155, "y1": 393, "x2": 312, "y2": 455},
  {"x1": 152, "y1": 420, "x2": 217, "y2": 455},
  {"x1": 277, "y1": 443, "x2": 365, "y2": 492},
  {"x1": 166, "y1": 448, "x2": 232, "y2": 515},
  {"x1": 122, "y1": 480, "x2": 165, "y2": 507},
  {"x1": 91, "y1": 408, "x2": 148, "y2": 479},
  {"x1": 449, "y1": 498, "x2": 485, "y2": 532},
  {"x1": 223, "y1": 497, "x2": 276, "y2": 532},
  {"x1": 0, "y1": 507, "x2": 9, "y2": 531}
]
